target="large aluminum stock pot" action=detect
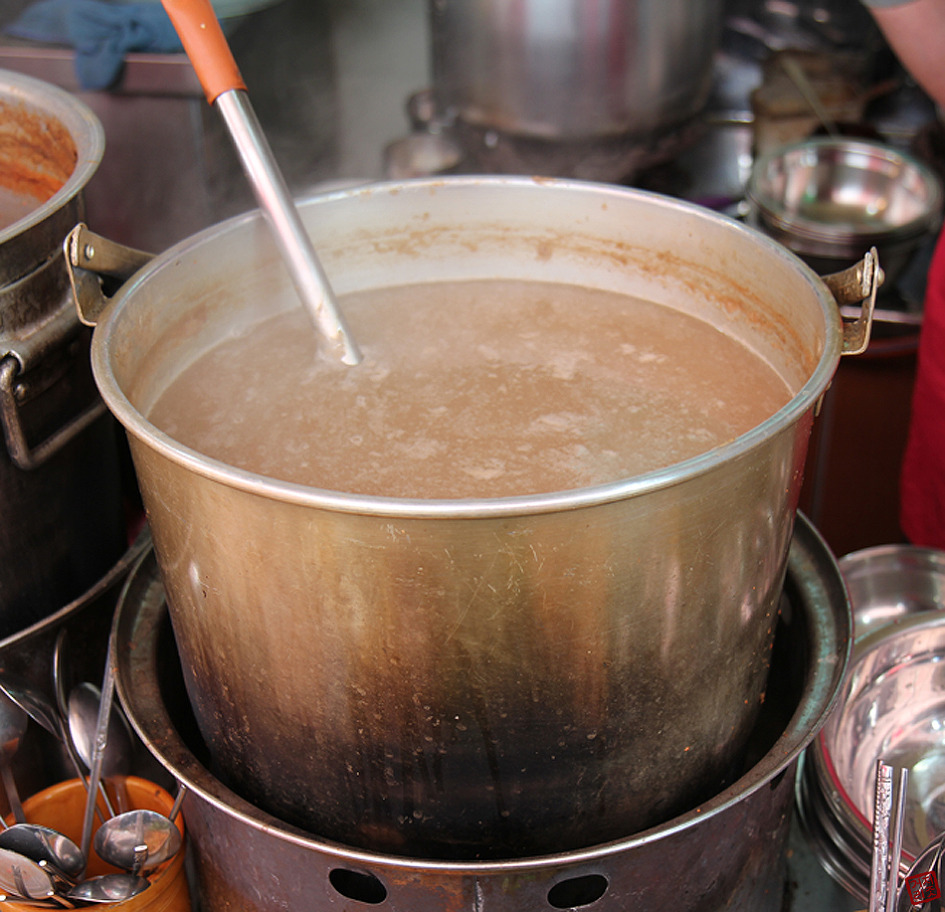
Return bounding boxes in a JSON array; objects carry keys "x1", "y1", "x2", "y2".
[{"x1": 67, "y1": 177, "x2": 878, "y2": 859}]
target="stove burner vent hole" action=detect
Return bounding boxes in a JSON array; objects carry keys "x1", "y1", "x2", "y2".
[
  {"x1": 547, "y1": 873, "x2": 610, "y2": 908},
  {"x1": 328, "y1": 868, "x2": 388, "y2": 904}
]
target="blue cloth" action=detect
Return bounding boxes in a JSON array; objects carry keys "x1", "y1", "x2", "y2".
[{"x1": 5, "y1": 0, "x2": 183, "y2": 90}]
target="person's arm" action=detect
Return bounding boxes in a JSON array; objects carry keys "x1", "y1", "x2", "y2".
[{"x1": 867, "y1": 0, "x2": 945, "y2": 109}]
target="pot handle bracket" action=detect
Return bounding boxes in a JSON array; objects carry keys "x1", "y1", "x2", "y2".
[
  {"x1": 0, "y1": 225, "x2": 153, "y2": 471},
  {"x1": 64, "y1": 224, "x2": 153, "y2": 327},
  {"x1": 821, "y1": 246, "x2": 882, "y2": 356},
  {"x1": 0, "y1": 224, "x2": 150, "y2": 471},
  {"x1": 0, "y1": 301, "x2": 103, "y2": 471}
]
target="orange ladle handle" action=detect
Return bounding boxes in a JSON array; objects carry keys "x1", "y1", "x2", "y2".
[
  {"x1": 161, "y1": 0, "x2": 246, "y2": 103},
  {"x1": 159, "y1": 0, "x2": 361, "y2": 366}
]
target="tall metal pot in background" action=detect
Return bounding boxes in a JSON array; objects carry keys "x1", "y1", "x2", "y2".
[
  {"x1": 69, "y1": 177, "x2": 877, "y2": 861},
  {"x1": 0, "y1": 70, "x2": 126, "y2": 639},
  {"x1": 427, "y1": 0, "x2": 724, "y2": 179}
]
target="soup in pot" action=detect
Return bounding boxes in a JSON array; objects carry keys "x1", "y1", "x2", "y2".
[{"x1": 147, "y1": 278, "x2": 792, "y2": 499}]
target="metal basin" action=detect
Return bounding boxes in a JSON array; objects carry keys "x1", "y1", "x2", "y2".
[
  {"x1": 800, "y1": 611, "x2": 945, "y2": 901},
  {"x1": 748, "y1": 138, "x2": 942, "y2": 281},
  {"x1": 838, "y1": 544, "x2": 945, "y2": 638},
  {"x1": 114, "y1": 513, "x2": 850, "y2": 912}
]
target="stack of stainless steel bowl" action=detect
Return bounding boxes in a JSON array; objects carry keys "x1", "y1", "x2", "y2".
[
  {"x1": 747, "y1": 137, "x2": 942, "y2": 282},
  {"x1": 796, "y1": 544, "x2": 945, "y2": 902}
]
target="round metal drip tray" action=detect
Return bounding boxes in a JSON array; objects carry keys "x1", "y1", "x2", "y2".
[{"x1": 115, "y1": 513, "x2": 850, "y2": 912}]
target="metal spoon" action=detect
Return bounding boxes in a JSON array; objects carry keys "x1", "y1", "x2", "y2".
[
  {"x1": 0, "y1": 847, "x2": 62, "y2": 903},
  {"x1": 67, "y1": 683, "x2": 132, "y2": 774},
  {"x1": 870, "y1": 760, "x2": 894, "y2": 912},
  {"x1": 93, "y1": 810, "x2": 182, "y2": 876},
  {"x1": 0, "y1": 686, "x2": 89, "y2": 883},
  {"x1": 0, "y1": 674, "x2": 114, "y2": 820},
  {"x1": 79, "y1": 630, "x2": 121, "y2": 869},
  {"x1": 0, "y1": 676, "x2": 61, "y2": 745},
  {"x1": 67, "y1": 683, "x2": 132, "y2": 812},
  {"x1": 0, "y1": 692, "x2": 27, "y2": 825},
  {"x1": 887, "y1": 767, "x2": 909, "y2": 911},
  {"x1": 66, "y1": 872, "x2": 150, "y2": 904},
  {"x1": 161, "y1": 0, "x2": 361, "y2": 366},
  {"x1": 0, "y1": 824, "x2": 84, "y2": 883}
]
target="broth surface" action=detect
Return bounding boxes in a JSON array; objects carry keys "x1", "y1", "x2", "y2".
[{"x1": 147, "y1": 279, "x2": 792, "y2": 499}]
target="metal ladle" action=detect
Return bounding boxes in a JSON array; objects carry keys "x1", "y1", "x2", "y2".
[{"x1": 160, "y1": 0, "x2": 361, "y2": 367}]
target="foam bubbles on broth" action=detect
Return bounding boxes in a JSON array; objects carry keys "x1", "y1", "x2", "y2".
[{"x1": 147, "y1": 279, "x2": 791, "y2": 499}]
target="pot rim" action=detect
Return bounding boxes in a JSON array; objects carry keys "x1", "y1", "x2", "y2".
[
  {"x1": 115, "y1": 512, "x2": 851, "y2": 873},
  {"x1": 94, "y1": 176, "x2": 844, "y2": 519},
  {"x1": 0, "y1": 68, "x2": 105, "y2": 247}
]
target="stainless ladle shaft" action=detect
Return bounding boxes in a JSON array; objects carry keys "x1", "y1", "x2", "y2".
[{"x1": 162, "y1": 0, "x2": 361, "y2": 367}]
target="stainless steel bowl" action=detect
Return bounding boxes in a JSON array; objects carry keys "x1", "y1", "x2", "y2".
[
  {"x1": 748, "y1": 138, "x2": 942, "y2": 281},
  {"x1": 839, "y1": 544, "x2": 945, "y2": 639},
  {"x1": 802, "y1": 612, "x2": 945, "y2": 901}
]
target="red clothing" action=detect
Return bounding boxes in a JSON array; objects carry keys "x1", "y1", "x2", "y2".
[{"x1": 901, "y1": 227, "x2": 945, "y2": 548}]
